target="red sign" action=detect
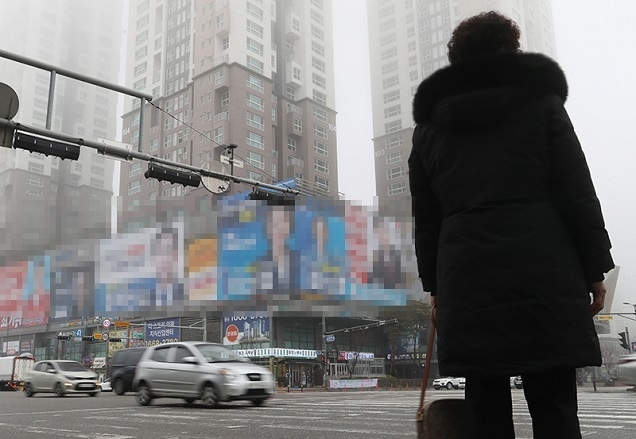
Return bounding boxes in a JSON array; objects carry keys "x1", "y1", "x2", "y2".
[{"x1": 226, "y1": 324, "x2": 239, "y2": 343}]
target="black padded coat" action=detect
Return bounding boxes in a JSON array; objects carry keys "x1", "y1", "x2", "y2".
[{"x1": 408, "y1": 52, "x2": 614, "y2": 377}]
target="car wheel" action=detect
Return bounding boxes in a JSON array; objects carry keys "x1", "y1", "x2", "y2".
[
  {"x1": 89, "y1": 392, "x2": 99, "y2": 397},
  {"x1": 136, "y1": 385, "x2": 152, "y2": 406},
  {"x1": 446, "y1": 382, "x2": 453, "y2": 390},
  {"x1": 252, "y1": 399, "x2": 264, "y2": 407},
  {"x1": 433, "y1": 386, "x2": 440, "y2": 390},
  {"x1": 24, "y1": 384, "x2": 34, "y2": 397},
  {"x1": 113, "y1": 379, "x2": 126, "y2": 395},
  {"x1": 201, "y1": 384, "x2": 218, "y2": 408},
  {"x1": 184, "y1": 398, "x2": 196, "y2": 405},
  {"x1": 54, "y1": 383, "x2": 65, "y2": 397}
]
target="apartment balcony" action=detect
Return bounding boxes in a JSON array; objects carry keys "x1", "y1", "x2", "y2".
[
  {"x1": 215, "y1": 6, "x2": 230, "y2": 37},
  {"x1": 285, "y1": 61, "x2": 302, "y2": 88},
  {"x1": 285, "y1": 13, "x2": 301, "y2": 40}
]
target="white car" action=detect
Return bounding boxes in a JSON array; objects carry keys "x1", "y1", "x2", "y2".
[
  {"x1": 433, "y1": 377, "x2": 464, "y2": 390},
  {"x1": 618, "y1": 354, "x2": 636, "y2": 386}
]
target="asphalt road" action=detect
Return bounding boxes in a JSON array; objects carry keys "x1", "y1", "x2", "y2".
[{"x1": 0, "y1": 387, "x2": 634, "y2": 438}]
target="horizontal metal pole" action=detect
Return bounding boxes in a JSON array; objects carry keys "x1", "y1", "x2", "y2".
[
  {"x1": 0, "y1": 48, "x2": 153, "y2": 101},
  {"x1": 0, "y1": 117, "x2": 300, "y2": 195}
]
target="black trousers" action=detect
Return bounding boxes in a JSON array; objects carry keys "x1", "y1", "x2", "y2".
[{"x1": 464, "y1": 368, "x2": 581, "y2": 439}]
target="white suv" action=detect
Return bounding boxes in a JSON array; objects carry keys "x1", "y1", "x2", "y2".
[
  {"x1": 133, "y1": 342, "x2": 275, "y2": 407},
  {"x1": 432, "y1": 377, "x2": 464, "y2": 390}
]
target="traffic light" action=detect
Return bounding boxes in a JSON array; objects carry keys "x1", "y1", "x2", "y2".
[
  {"x1": 618, "y1": 332, "x2": 629, "y2": 350},
  {"x1": 57, "y1": 334, "x2": 72, "y2": 341},
  {"x1": 248, "y1": 189, "x2": 296, "y2": 205},
  {"x1": 13, "y1": 132, "x2": 80, "y2": 161},
  {"x1": 144, "y1": 162, "x2": 201, "y2": 188}
]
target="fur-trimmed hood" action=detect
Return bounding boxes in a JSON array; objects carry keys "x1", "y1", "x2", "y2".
[{"x1": 412, "y1": 52, "x2": 568, "y2": 130}]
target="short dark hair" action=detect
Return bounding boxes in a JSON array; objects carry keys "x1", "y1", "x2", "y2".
[{"x1": 447, "y1": 11, "x2": 521, "y2": 64}]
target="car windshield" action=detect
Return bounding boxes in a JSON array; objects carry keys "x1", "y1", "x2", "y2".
[
  {"x1": 195, "y1": 344, "x2": 244, "y2": 363},
  {"x1": 57, "y1": 362, "x2": 88, "y2": 372}
]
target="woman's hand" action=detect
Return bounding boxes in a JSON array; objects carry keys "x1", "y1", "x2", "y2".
[{"x1": 588, "y1": 281, "x2": 606, "y2": 316}]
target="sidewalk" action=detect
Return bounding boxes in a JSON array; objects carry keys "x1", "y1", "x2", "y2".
[{"x1": 577, "y1": 383, "x2": 636, "y2": 393}]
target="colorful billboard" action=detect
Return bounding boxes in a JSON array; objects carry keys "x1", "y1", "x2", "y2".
[{"x1": 223, "y1": 313, "x2": 270, "y2": 347}]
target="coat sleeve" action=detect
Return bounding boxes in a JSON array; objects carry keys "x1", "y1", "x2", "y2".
[
  {"x1": 409, "y1": 126, "x2": 442, "y2": 294},
  {"x1": 546, "y1": 95, "x2": 615, "y2": 282}
]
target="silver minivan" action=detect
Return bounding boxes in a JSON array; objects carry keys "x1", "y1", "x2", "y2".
[{"x1": 132, "y1": 342, "x2": 275, "y2": 407}]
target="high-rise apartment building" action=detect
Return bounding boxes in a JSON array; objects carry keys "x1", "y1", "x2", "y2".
[
  {"x1": 367, "y1": 0, "x2": 557, "y2": 210},
  {"x1": 120, "y1": 0, "x2": 339, "y2": 229},
  {"x1": 0, "y1": 1, "x2": 122, "y2": 259}
]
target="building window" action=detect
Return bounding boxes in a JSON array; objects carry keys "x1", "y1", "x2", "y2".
[
  {"x1": 384, "y1": 104, "x2": 401, "y2": 118},
  {"x1": 247, "y1": 20, "x2": 263, "y2": 38},
  {"x1": 293, "y1": 117, "x2": 302, "y2": 133},
  {"x1": 385, "y1": 135, "x2": 403, "y2": 149},
  {"x1": 313, "y1": 106, "x2": 327, "y2": 122},
  {"x1": 246, "y1": 112, "x2": 265, "y2": 131},
  {"x1": 91, "y1": 178, "x2": 104, "y2": 189},
  {"x1": 286, "y1": 86, "x2": 296, "y2": 100},
  {"x1": 26, "y1": 188, "x2": 42, "y2": 197},
  {"x1": 313, "y1": 123, "x2": 328, "y2": 139},
  {"x1": 27, "y1": 175, "x2": 44, "y2": 187},
  {"x1": 388, "y1": 181, "x2": 406, "y2": 196},
  {"x1": 222, "y1": 37, "x2": 230, "y2": 50},
  {"x1": 313, "y1": 90, "x2": 327, "y2": 106},
  {"x1": 247, "y1": 37, "x2": 263, "y2": 56},
  {"x1": 382, "y1": 75, "x2": 399, "y2": 89},
  {"x1": 311, "y1": 41, "x2": 325, "y2": 57},
  {"x1": 214, "y1": 127, "x2": 224, "y2": 143},
  {"x1": 245, "y1": 151, "x2": 265, "y2": 169},
  {"x1": 150, "y1": 138, "x2": 158, "y2": 152},
  {"x1": 246, "y1": 131, "x2": 264, "y2": 149},
  {"x1": 381, "y1": 47, "x2": 397, "y2": 61},
  {"x1": 287, "y1": 137, "x2": 296, "y2": 151},
  {"x1": 314, "y1": 158, "x2": 329, "y2": 173},
  {"x1": 246, "y1": 74, "x2": 264, "y2": 93},
  {"x1": 386, "y1": 150, "x2": 404, "y2": 164},
  {"x1": 314, "y1": 140, "x2": 328, "y2": 156},
  {"x1": 247, "y1": 93, "x2": 264, "y2": 111},
  {"x1": 312, "y1": 56, "x2": 325, "y2": 73},
  {"x1": 246, "y1": 55, "x2": 264, "y2": 74},
  {"x1": 128, "y1": 179, "x2": 142, "y2": 195},
  {"x1": 384, "y1": 120, "x2": 402, "y2": 134},
  {"x1": 28, "y1": 162, "x2": 44, "y2": 174},
  {"x1": 315, "y1": 175, "x2": 329, "y2": 191},
  {"x1": 383, "y1": 90, "x2": 400, "y2": 104},
  {"x1": 312, "y1": 73, "x2": 326, "y2": 89},
  {"x1": 247, "y1": 2, "x2": 263, "y2": 20},
  {"x1": 387, "y1": 166, "x2": 405, "y2": 180}
]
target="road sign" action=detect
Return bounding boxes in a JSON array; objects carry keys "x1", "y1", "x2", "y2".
[
  {"x1": 220, "y1": 154, "x2": 244, "y2": 168},
  {"x1": 326, "y1": 335, "x2": 335, "y2": 343},
  {"x1": 114, "y1": 321, "x2": 130, "y2": 328},
  {"x1": 132, "y1": 331, "x2": 144, "y2": 339},
  {"x1": 101, "y1": 333, "x2": 109, "y2": 342},
  {"x1": 83, "y1": 356, "x2": 91, "y2": 365},
  {"x1": 102, "y1": 319, "x2": 111, "y2": 329},
  {"x1": 93, "y1": 333, "x2": 102, "y2": 340}
]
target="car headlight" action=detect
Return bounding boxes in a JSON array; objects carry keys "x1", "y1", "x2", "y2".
[{"x1": 219, "y1": 369, "x2": 237, "y2": 381}]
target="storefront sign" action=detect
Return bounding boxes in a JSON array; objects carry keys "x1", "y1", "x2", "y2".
[
  {"x1": 145, "y1": 318, "x2": 180, "y2": 347},
  {"x1": 222, "y1": 313, "x2": 270, "y2": 346},
  {"x1": 233, "y1": 348, "x2": 317, "y2": 359}
]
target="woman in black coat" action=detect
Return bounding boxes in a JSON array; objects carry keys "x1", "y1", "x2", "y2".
[{"x1": 408, "y1": 12, "x2": 614, "y2": 439}]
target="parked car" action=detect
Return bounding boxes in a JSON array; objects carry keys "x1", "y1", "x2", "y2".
[
  {"x1": 432, "y1": 377, "x2": 463, "y2": 390},
  {"x1": 618, "y1": 354, "x2": 636, "y2": 386},
  {"x1": 132, "y1": 341, "x2": 276, "y2": 407},
  {"x1": 513, "y1": 376, "x2": 523, "y2": 389},
  {"x1": 110, "y1": 347, "x2": 146, "y2": 395},
  {"x1": 99, "y1": 377, "x2": 112, "y2": 392},
  {"x1": 23, "y1": 360, "x2": 99, "y2": 397}
]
